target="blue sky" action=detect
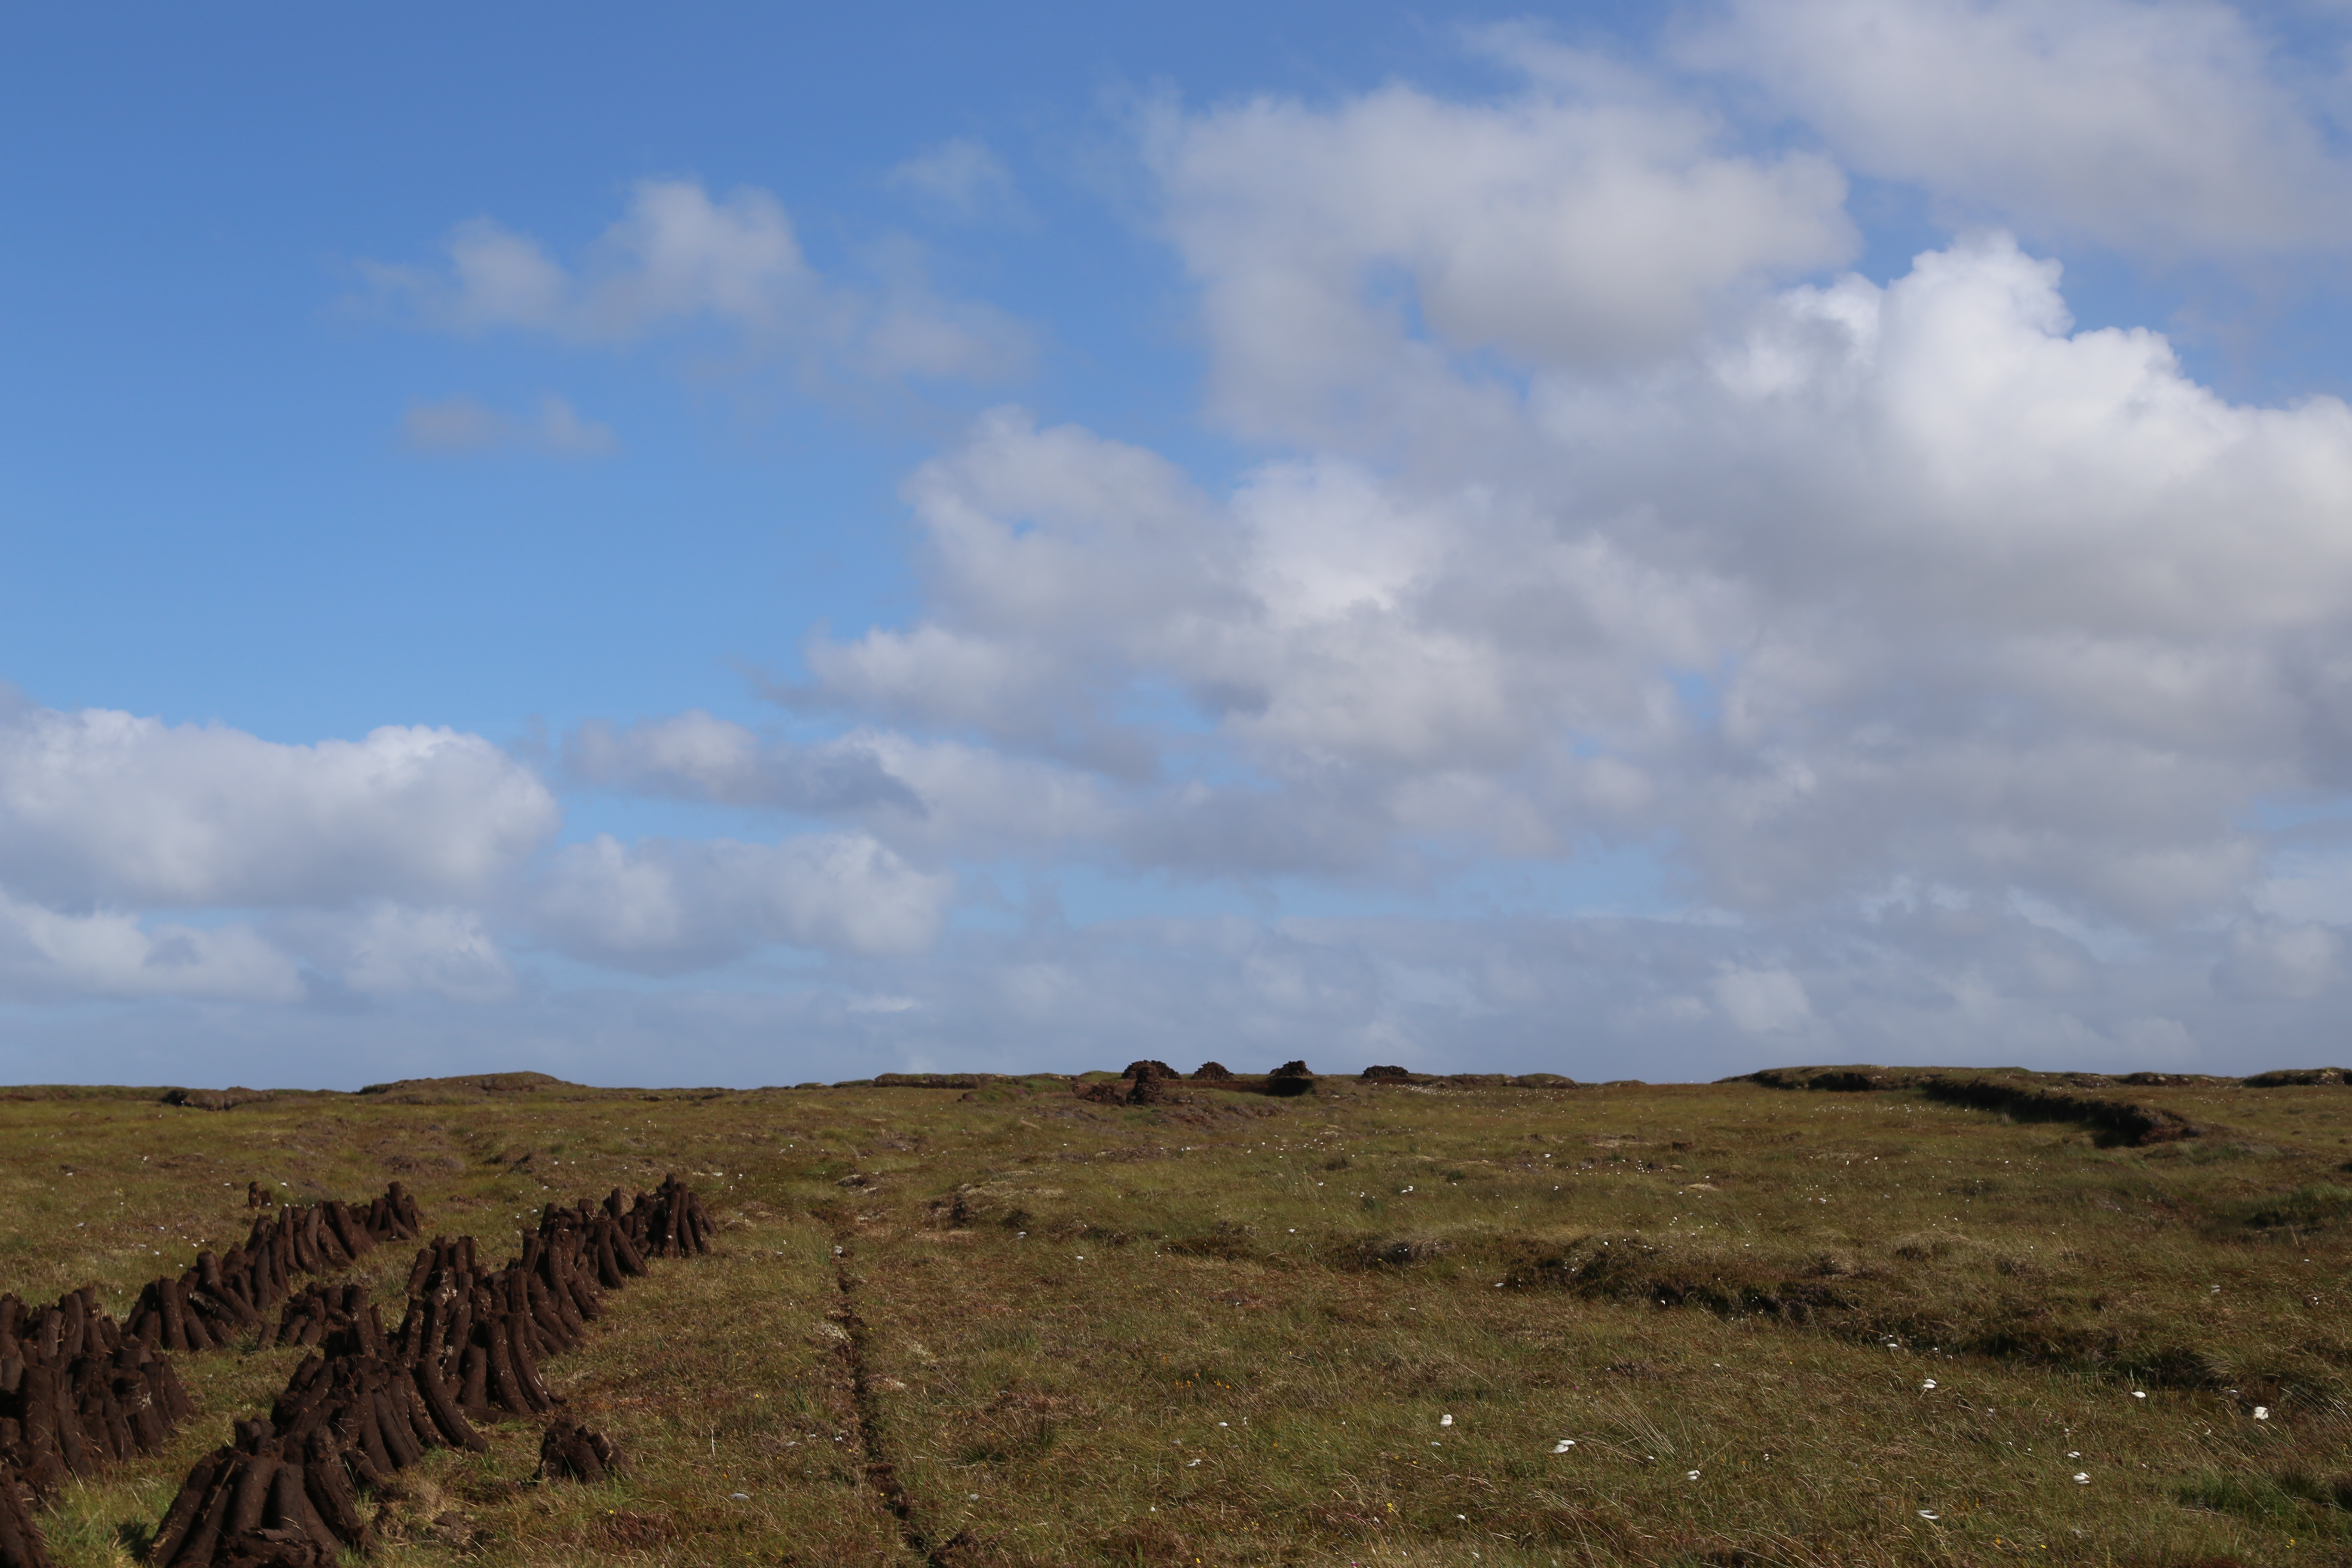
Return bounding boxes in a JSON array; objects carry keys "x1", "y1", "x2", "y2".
[{"x1": 9, "y1": 2, "x2": 2352, "y2": 1087}]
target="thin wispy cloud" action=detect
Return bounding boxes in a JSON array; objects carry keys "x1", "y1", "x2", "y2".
[
  {"x1": 360, "y1": 178, "x2": 1032, "y2": 387},
  {"x1": 401, "y1": 394, "x2": 618, "y2": 457},
  {"x1": 888, "y1": 138, "x2": 1022, "y2": 219}
]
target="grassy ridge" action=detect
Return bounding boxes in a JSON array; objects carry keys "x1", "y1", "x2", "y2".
[{"x1": 0, "y1": 1070, "x2": 2347, "y2": 1564}]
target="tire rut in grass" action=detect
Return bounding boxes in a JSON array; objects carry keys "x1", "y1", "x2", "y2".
[{"x1": 824, "y1": 1222, "x2": 965, "y2": 1568}]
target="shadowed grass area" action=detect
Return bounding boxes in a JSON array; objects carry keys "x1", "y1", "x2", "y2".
[{"x1": 0, "y1": 1069, "x2": 2347, "y2": 1564}]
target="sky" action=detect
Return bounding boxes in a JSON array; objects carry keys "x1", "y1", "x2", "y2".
[{"x1": 8, "y1": 2, "x2": 2352, "y2": 1088}]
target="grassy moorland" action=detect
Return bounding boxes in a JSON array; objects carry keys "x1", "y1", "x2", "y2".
[{"x1": 2, "y1": 1064, "x2": 2349, "y2": 1567}]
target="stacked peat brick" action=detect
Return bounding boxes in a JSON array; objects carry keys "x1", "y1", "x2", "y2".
[
  {"x1": 126, "y1": 1186, "x2": 423, "y2": 1355},
  {"x1": 3, "y1": 1283, "x2": 208, "y2": 1568},
  {"x1": 0, "y1": 1186, "x2": 423, "y2": 1568},
  {"x1": 537, "y1": 1419, "x2": 627, "y2": 1482},
  {"x1": 0, "y1": 1463, "x2": 47, "y2": 1568},
  {"x1": 0, "y1": 1287, "x2": 196, "y2": 1491},
  {"x1": 145, "y1": 1176, "x2": 713, "y2": 1568}
]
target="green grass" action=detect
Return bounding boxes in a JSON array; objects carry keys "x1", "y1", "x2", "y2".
[{"x1": 2, "y1": 1072, "x2": 2349, "y2": 1564}]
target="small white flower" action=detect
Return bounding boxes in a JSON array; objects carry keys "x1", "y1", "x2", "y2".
[
  {"x1": 2254, "y1": 1406, "x2": 2270, "y2": 1420},
  {"x1": 1552, "y1": 1439, "x2": 1576, "y2": 1453},
  {"x1": 1917, "y1": 1510, "x2": 1939, "y2": 1520},
  {"x1": 1217, "y1": 1421, "x2": 1228, "y2": 1427},
  {"x1": 1456, "y1": 1514, "x2": 1467, "y2": 1521},
  {"x1": 1187, "y1": 1459, "x2": 1200, "y2": 1467},
  {"x1": 1686, "y1": 1470, "x2": 1701, "y2": 1481},
  {"x1": 2131, "y1": 1390, "x2": 2145, "y2": 1400},
  {"x1": 1440, "y1": 1414, "x2": 1454, "y2": 1427},
  {"x1": 730, "y1": 1492, "x2": 749, "y2": 1500},
  {"x1": 1921, "y1": 1379, "x2": 1937, "y2": 1390},
  {"x1": 2066, "y1": 1451, "x2": 2080, "y2": 1459},
  {"x1": 2073, "y1": 1472, "x2": 2090, "y2": 1485}
]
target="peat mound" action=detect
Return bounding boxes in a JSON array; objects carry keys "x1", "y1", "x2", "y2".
[
  {"x1": 0, "y1": 1286, "x2": 195, "y2": 1493},
  {"x1": 1078, "y1": 1060, "x2": 1193, "y2": 1106},
  {"x1": 355, "y1": 1072, "x2": 579, "y2": 1102},
  {"x1": 159, "y1": 1087, "x2": 275, "y2": 1112},
  {"x1": 1919, "y1": 1075, "x2": 2205, "y2": 1146},
  {"x1": 1731, "y1": 1065, "x2": 1928, "y2": 1092},
  {"x1": 1265, "y1": 1061, "x2": 1317, "y2": 1097},
  {"x1": 537, "y1": 1420, "x2": 627, "y2": 1482},
  {"x1": 2243, "y1": 1068, "x2": 2350, "y2": 1087},
  {"x1": 1733, "y1": 1065, "x2": 2214, "y2": 1146}
]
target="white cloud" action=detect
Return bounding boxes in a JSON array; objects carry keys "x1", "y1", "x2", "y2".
[
  {"x1": 1683, "y1": 0, "x2": 2352, "y2": 257},
  {"x1": 888, "y1": 138, "x2": 1020, "y2": 217},
  {"x1": 402, "y1": 394, "x2": 618, "y2": 456},
  {"x1": 277, "y1": 903, "x2": 517, "y2": 1004},
  {"x1": 2214, "y1": 917, "x2": 2341, "y2": 1000},
  {"x1": 565, "y1": 712, "x2": 923, "y2": 814},
  {"x1": 0, "y1": 696, "x2": 559, "y2": 910},
  {"x1": 1710, "y1": 965, "x2": 1813, "y2": 1033},
  {"x1": 364, "y1": 178, "x2": 1031, "y2": 385},
  {"x1": 0, "y1": 893, "x2": 301, "y2": 1003},
  {"x1": 1145, "y1": 64, "x2": 1852, "y2": 439},
  {"x1": 532, "y1": 832, "x2": 952, "y2": 971},
  {"x1": 790, "y1": 220, "x2": 2352, "y2": 932},
  {"x1": 565, "y1": 710, "x2": 1128, "y2": 863}
]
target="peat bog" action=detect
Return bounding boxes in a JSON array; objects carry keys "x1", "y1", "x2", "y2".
[{"x1": 0, "y1": 1063, "x2": 2347, "y2": 1566}]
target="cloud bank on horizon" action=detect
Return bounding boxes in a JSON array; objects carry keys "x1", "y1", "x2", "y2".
[{"x1": 9, "y1": 0, "x2": 2352, "y2": 1086}]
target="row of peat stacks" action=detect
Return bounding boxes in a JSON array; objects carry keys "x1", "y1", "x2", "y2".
[
  {"x1": 127, "y1": 1187, "x2": 425, "y2": 1355},
  {"x1": 0, "y1": 1184, "x2": 428, "y2": 1568},
  {"x1": 144, "y1": 1176, "x2": 713, "y2": 1568}
]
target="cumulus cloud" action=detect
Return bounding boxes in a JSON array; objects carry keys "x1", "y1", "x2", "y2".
[
  {"x1": 505, "y1": 48, "x2": 2352, "y2": 1070},
  {"x1": 1682, "y1": 0, "x2": 2352, "y2": 257},
  {"x1": 401, "y1": 394, "x2": 618, "y2": 457},
  {"x1": 531, "y1": 832, "x2": 952, "y2": 972},
  {"x1": 362, "y1": 178, "x2": 1030, "y2": 385},
  {"x1": 564, "y1": 712, "x2": 922, "y2": 815},
  {"x1": 275, "y1": 903, "x2": 517, "y2": 1004},
  {"x1": 1145, "y1": 62, "x2": 1853, "y2": 439},
  {"x1": 566, "y1": 711, "x2": 1125, "y2": 861},
  {"x1": 1711, "y1": 965, "x2": 1814, "y2": 1033},
  {"x1": 0, "y1": 893, "x2": 301, "y2": 1003},
  {"x1": 788, "y1": 223, "x2": 2352, "y2": 940},
  {"x1": 2213, "y1": 917, "x2": 2341, "y2": 1001},
  {"x1": 0, "y1": 697, "x2": 559, "y2": 910}
]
